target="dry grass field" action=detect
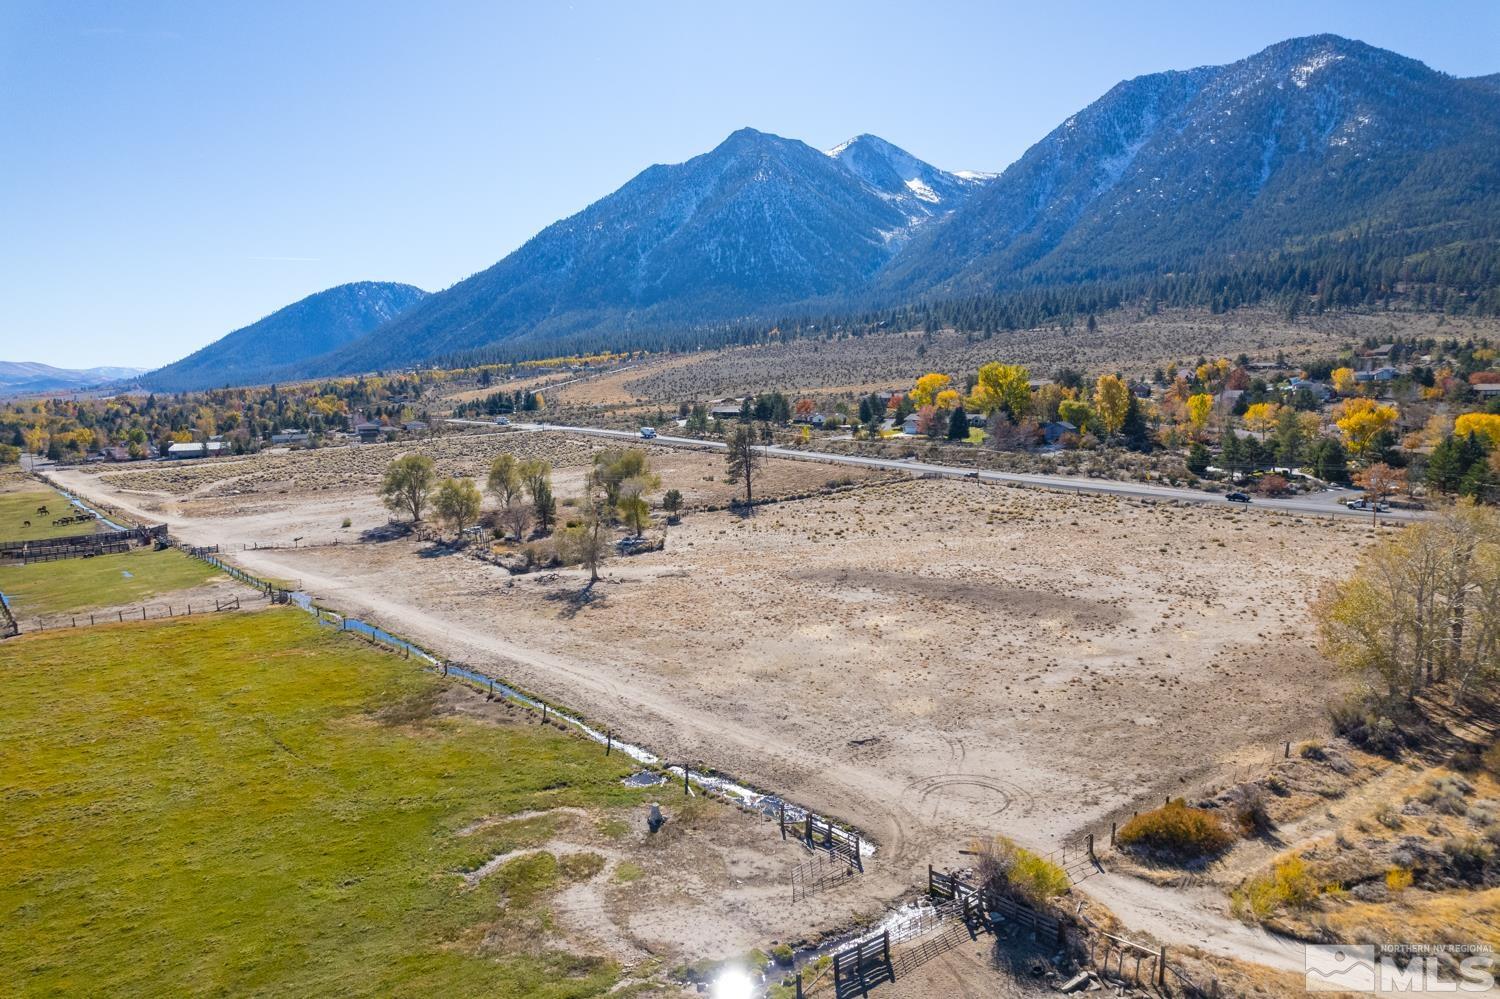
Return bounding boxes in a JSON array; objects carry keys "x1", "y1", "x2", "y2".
[
  {"x1": 546, "y1": 309, "x2": 1500, "y2": 408},
  {"x1": 68, "y1": 431, "x2": 884, "y2": 551},
  {"x1": 56, "y1": 453, "x2": 1381, "y2": 898},
  {"x1": 548, "y1": 309, "x2": 1500, "y2": 408}
]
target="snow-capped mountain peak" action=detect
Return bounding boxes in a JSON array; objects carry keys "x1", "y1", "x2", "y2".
[{"x1": 825, "y1": 133, "x2": 986, "y2": 222}]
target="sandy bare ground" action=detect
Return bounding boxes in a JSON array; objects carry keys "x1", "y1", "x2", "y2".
[{"x1": 54, "y1": 460, "x2": 1371, "y2": 896}]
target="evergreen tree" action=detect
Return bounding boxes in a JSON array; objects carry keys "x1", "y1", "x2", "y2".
[
  {"x1": 1186, "y1": 441, "x2": 1211, "y2": 477},
  {"x1": 947, "y1": 407, "x2": 970, "y2": 441}
]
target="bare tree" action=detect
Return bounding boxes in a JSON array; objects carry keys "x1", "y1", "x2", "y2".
[
  {"x1": 724, "y1": 425, "x2": 761, "y2": 506},
  {"x1": 499, "y1": 499, "x2": 533, "y2": 541}
]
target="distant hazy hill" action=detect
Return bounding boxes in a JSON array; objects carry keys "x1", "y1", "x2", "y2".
[
  {"x1": 302, "y1": 128, "x2": 982, "y2": 375},
  {"x1": 881, "y1": 34, "x2": 1500, "y2": 295},
  {"x1": 0, "y1": 361, "x2": 147, "y2": 396},
  {"x1": 140, "y1": 282, "x2": 428, "y2": 391}
]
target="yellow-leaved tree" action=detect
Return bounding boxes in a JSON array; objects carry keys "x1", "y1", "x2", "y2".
[
  {"x1": 1330, "y1": 367, "x2": 1358, "y2": 396},
  {"x1": 1186, "y1": 393, "x2": 1214, "y2": 434},
  {"x1": 1335, "y1": 398, "x2": 1399, "y2": 459},
  {"x1": 935, "y1": 388, "x2": 961, "y2": 411},
  {"x1": 1453, "y1": 412, "x2": 1500, "y2": 447},
  {"x1": 969, "y1": 362, "x2": 1031, "y2": 422},
  {"x1": 909, "y1": 373, "x2": 952, "y2": 408},
  {"x1": 1242, "y1": 402, "x2": 1282, "y2": 435},
  {"x1": 1093, "y1": 374, "x2": 1131, "y2": 440}
]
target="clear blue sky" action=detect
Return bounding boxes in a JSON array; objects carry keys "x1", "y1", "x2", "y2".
[{"x1": 2, "y1": 0, "x2": 1497, "y2": 369}]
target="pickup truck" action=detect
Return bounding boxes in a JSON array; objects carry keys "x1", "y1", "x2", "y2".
[
  {"x1": 1225, "y1": 491, "x2": 1252, "y2": 504},
  {"x1": 639, "y1": 427, "x2": 657, "y2": 439}
]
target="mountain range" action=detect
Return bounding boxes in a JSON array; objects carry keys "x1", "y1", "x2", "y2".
[
  {"x1": 141, "y1": 282, "x2": 428, "y2": 391},
  {"x1": 139, "y1": 34, "x2": 1500, "y2": 391},
  {"x1": 0, "y1": 362, "x2": 148, "y2": 397}
]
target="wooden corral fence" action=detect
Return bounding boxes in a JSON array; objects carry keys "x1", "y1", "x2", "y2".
[
  {"x1": 928, "y1": 866, "x2": 1065, "y2": 942},
  {"x1": 779, "y1": 802, "x2": 863, "y2": 869},
  {"x1": 1073, "y1": 904, "x2": 1183, "y2": 993},
  {"x1": 832, "y1": 930, "x2": 893, "y2": 996},
  {"x1": 790, "y1": 850, "x2": 857, "y2": 903},
  {"x1": 0, "y1": 525, "x2": 168, "y2": 564},
  {"x1": 1043, "y1": 833, "x2": 1103, "y2": 884}
]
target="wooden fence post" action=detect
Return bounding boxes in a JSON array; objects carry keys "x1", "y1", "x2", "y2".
[
  {"x1": 1284, "y1": 740, "x2": 1291, "y2": 758},
  {"x1": 1158, "y1": 946, "x2": 1167, "y2": 988},
  {"x1": 683, "y1": 764, "x2": 689, "y2": 795},
  {"x1": 779, "y1": 802, "x2": 786, "y2": 839},
  {"x1": 794, "y1": 970, "x2": 804, "y2": 999},
  {"x1": 1111, "y1": 821, "x2": 1117, "y2": 847},
  {"x1": 804, "y1": 814, "x2": 813, "y2": 845},
  {"x1": 928, "y1": 863, "x2": 935, "y2": 896},
  {"x1": 883, "y1": 929, "x2": 893, "y2": 979},
  {"x1": 606, "y1": 730, "x2": 612, "y2": 756},
  {"x1": 1086, "y1": 832, "x2": 1095, "y2": 860}
]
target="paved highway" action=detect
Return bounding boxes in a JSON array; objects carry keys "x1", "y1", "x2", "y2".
[{"x1": 445, "y1": 418, "x2": 1421, "y2": 523}]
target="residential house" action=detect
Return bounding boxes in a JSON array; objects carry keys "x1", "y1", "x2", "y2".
[{"x1": 1041, "y1": 420, "x2": 1077, "y2": 445}]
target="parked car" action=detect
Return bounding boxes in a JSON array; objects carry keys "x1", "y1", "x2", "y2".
[
  {"x1": 1345, "y1": 498, "x2": 1389, "y2": 512},
  {"x1": 1226, "y1": 491, "x2": 1252, "y2": 503},
  {"x1": 639, "y1": 426, "x2": 657, "y2": 439}
]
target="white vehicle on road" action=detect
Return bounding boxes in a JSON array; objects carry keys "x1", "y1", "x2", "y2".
[
  {"x1": 639, "y1": 426, "x2": 657, "y2": 439},
  {"x1": 495, "y1": 416, "x2": 510, "y2": 426}
]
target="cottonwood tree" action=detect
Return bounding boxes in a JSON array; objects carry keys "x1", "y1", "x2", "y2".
[
  {"x1": 724, "y1": 425, "x2": 761, "y2": 505},
  {"x1": 486, "y1": 453, "x2": 522, "y2": 507},
  {"x1": 563, "y1": 467, "x2": 612, "y2": 584},
  {"x1": 593, "y1": 448, "x2": 658, "y2": 515},
  {"x1": 969, "y1": 362, "x2": 1031, "y2": 423},
  {"x1": 1317, "y1": 504, "x2": 1500, "y2": 706},
  {"x1": 1092, "y1": 374, "x2": 1131, "y2": 442},
  {"x1": 379, "y1": 454, "x2": 436, "y2": 522},
  {"x1": 432, "y1": 477, "x2": 482, "y2": 537}
]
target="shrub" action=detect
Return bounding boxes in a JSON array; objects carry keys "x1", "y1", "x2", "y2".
[
  {"x1": 770, "y1": 943, "x2": 794, "y2": 965},
  {"x1": 1231, "y1": 855, "x2": 1324, "y2": 922},
  {"x1": 1228, "y1": 785, "x2": 1274, "y2": 837},
  {"x1": 1419, "y1": 776, "x2": 1473, "y2": 816},
  {"x1": 340, "y1": 516, "x2": 352, "y2": 528},
  {"x1": 1327, "y1": 694, "x2": 1418, "y2": 757},
  {"x1": 1117, "y1": 800, "x2": 1235, "y2": 861},
  {"x1": 974, "y1": 835, "x2": 1070, "y2": 906},
  {"x1": 1374, "y1": 801, "x2": 1404, "y2": 830},
  {"x1": 1443, "y1": 837, "x2": 1494, "y2": 884},
  {"x1": 1385, "y1": 866, "x2": 1414, "y2": 893}
]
